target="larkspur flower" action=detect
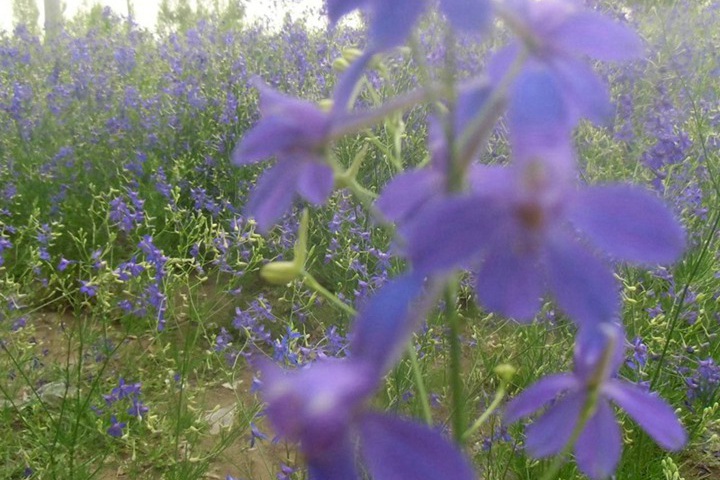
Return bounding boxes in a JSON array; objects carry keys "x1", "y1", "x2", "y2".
[
  {"x1": 231, "y1": 79, "x2": 335, "y2": 232},
  {"x1": 107, "y1": 415, "x2": 126, "y2": 438},
  {"x1": 403, "y1": 136, "x2": 685, "y2": 326},
  {"x1": 261, "y1": 275, "x2": 474, "y2": 479},
  {"x1": 329, "y1": 0, "x2": 490, "y2": 109},
  {"x1": 491, "y1": 0, "x2": 643, "y2": 136},
  {"x1": 504, "y1": 324, "x2": 687, "y2": 479}
]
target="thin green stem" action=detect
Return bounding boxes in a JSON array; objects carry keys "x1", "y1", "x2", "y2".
[
  {"x1": 408, "y1": 344, "x2": 433, "y2": 425},
  {"x1": 461, "y1": 383, "x2": 507, "y2": 442},
  {"x1": 445, "y1": 278, "x2": 466, "y2": 443},
  {"x1": 301, "y1": 271, "x2": 356, "y2": 317}
]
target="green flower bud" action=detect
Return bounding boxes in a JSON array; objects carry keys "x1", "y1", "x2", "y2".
[
  {"x1": 342, "y1": 47, "x2": 363, "y2": 62},
  {"x1": 332, "y1": 57, "x2": 350, "y2": 73},
  {"x1": 260, "y1": 261, "x2": 301, "y2": 285},
  {"x1": 494, "y1": 364, "x2": 517, "y2": 383}
]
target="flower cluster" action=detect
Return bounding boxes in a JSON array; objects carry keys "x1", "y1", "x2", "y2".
[{"x1": 232, "y1": 0, "x2": 689, "y2": 478}]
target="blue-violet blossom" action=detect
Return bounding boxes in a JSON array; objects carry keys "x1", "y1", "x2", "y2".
[{"x1": 504, "y1": 324, "x2": 687, "y2": 479}]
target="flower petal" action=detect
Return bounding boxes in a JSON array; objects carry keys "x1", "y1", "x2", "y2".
[
  {"x1": 476, "y1": 235, "x2": 546, "y2": 321},
  {"x1": 403, "y1": 196, "x2": 502, "y2": 274},
  {"x1": 350, "y1": 274, "x2": 427, "y2": 374},
  {"x1": 307, "y1": 434, "x2": 360, "y2": 480},
  {"x1": 551, "y1": 57, "x2": 613, "y2": 125},
  {"x1": 605, "y1": 380, "x2": 687, "y2": 451},
  {"x1": 376, "y1": 169, "x2": 443, "y2": 224},
  {"x1": 504, "y1": 374, "x2": 578, "y2": 424},
  {"x1": 508, "y1": 61, "x2": 570, "y2": 146},
  {"x1": 544, "y1": 232, "x2": 620, "y2": 327},
  {"x1": 246, "y1": 162, "x2": 300, "y2": 233},
  {"x1": 359, "y1": 413, "x2": 475, "y2": 480},
  {"x1": 568, "y1": 185, "x2": 685, "y2": 265},
  {"x1": 551, "y1": 11, "x2": 643, "y2": 61},
  {"x1": 440, "y1": 0, "x2": 490, "y2": 33},
  {"x1": 525, "y1": 391, "x2": 585, "y2": 458},
  {"x1": 326, "y1": 0, "x2": 367, "y2": 24},
  {"x1": 575, "y1": 400, "x2": 622, "y2": 480},
  {"x1": 297, "y1": 162, "x2": 335, "y2": 205},
  {"x1": 369, "y1": 0, "x2": 427, "y2": 51}
]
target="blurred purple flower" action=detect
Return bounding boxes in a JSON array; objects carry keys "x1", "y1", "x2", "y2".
[
  {"x1": 232, "y1": 79, "x2": 335, "y2": 232},
  {"x1": 504, "y1": 324, "x2": 686, "y2": 479},
  {"x1": 261, "y1": 274, "x2": 473, "y2": 479},
  {"x1": 403, "y1": 139, "x2": 685, "y2": 326},
  {"x1": 491, "y1": 0, "x2": 643, "y2": 137}
]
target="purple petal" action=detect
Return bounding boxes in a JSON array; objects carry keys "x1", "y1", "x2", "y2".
[
  {"x1": 350, "y1": 274, "x2": 427, "y2": 374},
  {"x1": 326, "y1": 0, "x2": 367, "y2": 24},
  {"x1": 404, "y1": 196, "x2": 502, "y2": 273},
  {"x1": 507, "y1": 61, "x2": 570, "y2": 147},
  {"x1": 568, "y1": 185, "x2": 685, "y2": 264},
  {"x1": 297, "y1": 162, "x2": 335, "y2": 205},
  {"x1": 575, "y1": 400, "x2": 622, "y2": 480},
  {"x1": 246, "y1": 163, "x2": 301, "y2": 233},
  {"x1": 574, "y1": 323, "x2": 626, "y2": 383},
  {"x1": 605, "y1": 380, "x2": 687, "y2": 451},
  {"x1": 440, "y1": 0, "x2": 490, "y2": 33},
  {"x1": 332, "y1": 51, "x2": 373, "y2": 111},
  {"x1": 376, "y1": 170, "x2": 443, "y2": 224},
  {"x1": 476, "y1": 234, "x2": 545, "y2": 321},
  {"x1": 369, "y1": 0, "x2": 427, "y2": 51},
  {"x1": 359, "y1": 413, "x2": 475, "y2": 480},
  {"x1": 504, "y1": 374, "x2": 578, "y2": 424},
  {"x1": 551, "y1": 11, "x2": 643, "y2": 61},
  {"x1": 544, "y1": 232, "x2": 620, "y2": 327},
  {"x1": 307, "y1": 435, "x2": 360, "y2": 480},
  {"x1": 487, "y1": 44, "x2": 522, "y2": 85},
  {"x1": 525, "y1": 391, "x2": 585, "y2": 458},
  {"x1": 261, "y1": 359, "x2": 375, "y2": 456},
  {"x1": 551, "y1": 57, "x2": 613, "y2": 125},
  {"x1": 232, "y1": 119, "x2": 293, "y2": 165}
]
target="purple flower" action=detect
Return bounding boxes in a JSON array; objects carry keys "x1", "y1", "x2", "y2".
[
  {"x1": 328, "y1": 0, "x2": 489, "y2": 50},
  {"x1": 504, "y1": 324, "x2": 686, "y2": 479},
  {"x1": 329, "y1": 0, "x2": 490, "y2": 109},
  {"x1": 403, "y1": 139, "x2": 685, "y2": 326},
  {"x1": 107, "y1": 415, "x2": 126, "y2": 438},
  {"x1": 261, "y1": 275, "x2": 474, "y2": 479},
  {"x1": 232, "y1": 79, "x2": 335, "y2": 232},
  {"x1": 491, "y1": 0, "x2": 643, "y2": 136},
  {"x1": 79, "y1": 280, "x2": 97, "y2": 297}
]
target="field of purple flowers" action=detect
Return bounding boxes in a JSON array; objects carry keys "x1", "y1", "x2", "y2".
[{"x1": 1, "y1": 1, "x2": 720, "y2": 479}]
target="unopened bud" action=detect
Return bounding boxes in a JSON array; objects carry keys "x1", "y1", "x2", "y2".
[
  {"x1": 318, "y1": 98, "x2": 333, "y2": 112},
  {"x1": 332, "y1": 57, "x2": 350, "y2": 73},
  {"x1": 260, "y1": 261, "x2": 301, "y2": 285},
  {"x1": 342, "y1": 47, "x2": 363, "y2": 63},
  {"x1": 494, "y1": 364, "x2": 516, "y2": 383}
]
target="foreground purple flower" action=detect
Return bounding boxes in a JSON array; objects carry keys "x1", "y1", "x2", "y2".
[
  {"x1": 261, "y1": 275, "x2": 474, "y2": 479},
  {"x1": 328, "y1": 0, "x2": 490, "y2": 109},
  {"x1": 403, "y1": 139, "x2": 685, "y2": 326},
  {"x1": 232, "y1": 80, "x2": 335, "y2": 232},
  {"x1": 491, "y1": 0, "x2": 643, "y2": 137},
  {"x1": 504, "y1": 324, "x2": 687, "y2": 479}
]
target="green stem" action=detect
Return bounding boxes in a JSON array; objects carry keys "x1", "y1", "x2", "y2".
[
  {"x1": 301, "y1": 271, "x2": 357, "y2": 317},
  {"x1": 445, "y1": 278, "x2": 466, "y2": 443},
  {"x1": 408, "y1": 345, "x2": 433, "y2": 425},
  {"x1": 461, "y1": 383, "x2": 507, "y2": 442}
]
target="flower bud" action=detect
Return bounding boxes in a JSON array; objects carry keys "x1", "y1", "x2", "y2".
[
  {"x1": 260, "y1": 261, "x2": 301, "y2": 285},
  {"x1": 318, "y1": 98, "x2": 333, "y2": 112},
  {"x1": 342, "y1": 47, "x2": 363, "y2": 63},
  {"x1": 332, "y1": 57, "x2": 350, "y2": 73},
  {"x1": 494, "y1": 364, "x2": 517, "y2": 383}
]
